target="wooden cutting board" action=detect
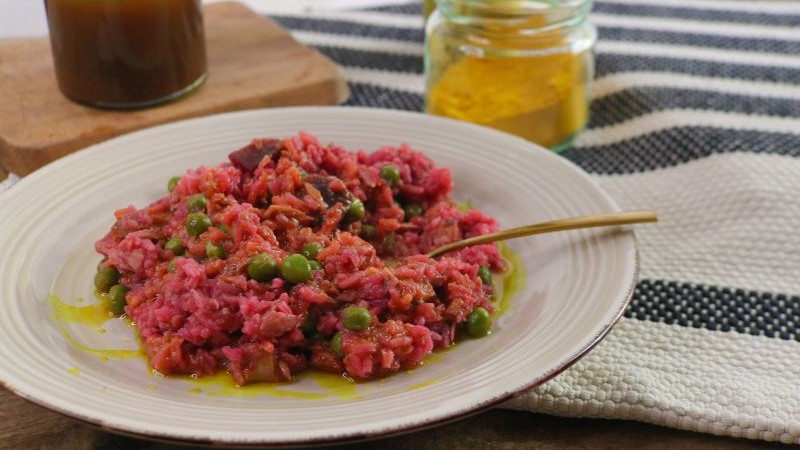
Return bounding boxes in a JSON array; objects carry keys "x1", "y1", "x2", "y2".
[{"x1": 0, "y1": 2, "x2": 348, "y2": 176}]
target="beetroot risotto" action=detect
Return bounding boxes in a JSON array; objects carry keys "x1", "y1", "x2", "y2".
[{"x1": 94, "y1": 133, "x2": 505, "y2": 385}]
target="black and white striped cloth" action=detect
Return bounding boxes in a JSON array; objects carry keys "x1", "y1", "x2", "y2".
[
  {"x1": 2, "y1": 0, "x2": 799, "y2": 443},
  {"x1": 269, "y1": 0, "x2": 800, "y2": 443}
]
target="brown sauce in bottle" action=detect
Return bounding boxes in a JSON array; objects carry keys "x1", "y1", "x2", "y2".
[{"x1": 44, "y1": 0, "x2": 207, "y2": 108}]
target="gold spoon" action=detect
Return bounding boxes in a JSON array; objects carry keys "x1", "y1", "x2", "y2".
[{"x1": 427, "y1": 210, "x2": 658, "y2": 258}]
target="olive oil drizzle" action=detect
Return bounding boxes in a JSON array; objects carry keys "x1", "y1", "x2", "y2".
[
  {"x1": 50, "y1": 295, "x2": 140, "y2": 360},
  {"x1": 496, "y1": 242, "x2": 526, "y2": 317}
]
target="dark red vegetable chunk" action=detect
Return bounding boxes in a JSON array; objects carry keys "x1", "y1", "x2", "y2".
[
  {"x1": 305, "y1": 174, "x2": 351, "y2": 207},
  {"x1": 229, "y1": 138, "x2": 283, "y2": 172}
]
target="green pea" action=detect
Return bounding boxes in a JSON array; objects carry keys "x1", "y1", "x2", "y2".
[
  {"x1": 94, "y1": 267, "x2": 119, "y2": 293},
  {"x1": 331, "y1": 331, "x2": 344, "y2": 357},
  {"x1": 186, "y1": 212, "x2": 212, "y2": 237},
  {"x1": 97, "y1": 258, "x2": 107, "y2": 271},
  {"x1": 187, "y1": 194, "x2": 207, "y2": 212},
  {"x1": 217, "y1": 224, "x2": 230, "y2": 235},
  {"x1": 281, "y1": 253, "x2": 312, "y2": 284},
  {"x1": 477, "y1": 266, "x2": 492, "y2": 286},
  {"x1": 380, "y1": 164, "x2": 401, "y2": 187},
  {"x1": 344, "y1": 199, "x2": 365, "y2": 223},
  {"x1": 206, "y1": 242, "x2": 225, "y2": 259},
  {"x1": 299, "y1": 169, "x2": 308, "y2": 181},
  {"x1": 247, "y1": 253, "x2": 278, "y2": 282},
  {"x1": 359, "y1": 224, "x2": 376, "y2": 240},
  {"x1": 165, "y1": 238, "x2": 185, "y2": 256},
  {"x1": 301, "y1": 242, "x2": 323, "y2": 260},
  {"x1": 342, "y1": 306, "x2": 371, "y2": 331},
  {"x1": 167, "y1": 176, "x2": 181, "y2": 193},
  {"x1": 466, "y1": 307, "x2": 492, "y2": 338},
  {"x1": 403, "y1": 203, "x2": 423, "y2": 221},
  {"x1": 107, "y1": 284, "x2": 129, "y2": 316},
  {"x1": 309, "y1": 260, "x2": 323, "y2": 271},
  {"x1": 167, "y1": 260, "x2": 177, "y2": 273}
]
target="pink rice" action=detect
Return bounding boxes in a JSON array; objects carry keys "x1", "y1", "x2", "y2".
[{"x1": 95, "y1": 133, "x2": 504, "y2": 385}]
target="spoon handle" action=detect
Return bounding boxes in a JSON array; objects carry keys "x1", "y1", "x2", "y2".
[{"x1": 427, "y1": 210, "x2": 658, "y2": 258}]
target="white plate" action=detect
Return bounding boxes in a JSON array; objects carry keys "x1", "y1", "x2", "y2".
[{"x1": 0, "y1": 107, "x2": 637, "y2": 446}]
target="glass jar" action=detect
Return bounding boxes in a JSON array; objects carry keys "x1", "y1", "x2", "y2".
[
  {"x1": 424, "y1": 0, "x2": 596, "y2": 150},
  {"x1": 44, "y1": 0, "x2": 207, "y2": 109}
]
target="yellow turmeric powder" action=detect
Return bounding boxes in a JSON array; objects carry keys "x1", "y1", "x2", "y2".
[{"x1": 427, "y1": 51, "x2": 590, "y2": 149}]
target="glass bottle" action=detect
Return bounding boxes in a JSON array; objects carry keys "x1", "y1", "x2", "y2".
[
  {"x1": 425, "y1": 0, "x2": 596, "y2": 151},
  {"x1": 44, "y1": 0, "x2": 207, "y2": 109}
]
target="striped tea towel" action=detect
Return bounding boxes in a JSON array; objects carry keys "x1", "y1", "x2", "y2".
[
  {"x1": 2, "y1": 0, "x2": 798, "y2": 444},
  {"x1": 265, "y1": 0, "x2": 800, "y2": 443}
]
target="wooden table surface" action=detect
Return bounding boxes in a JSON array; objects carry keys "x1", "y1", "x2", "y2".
[{"x1": 0, "y1": 384, "x2": 791, "y2": 450}]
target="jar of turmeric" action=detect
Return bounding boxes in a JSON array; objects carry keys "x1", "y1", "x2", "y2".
[{"x1": 424, "y1": 0, "x2": 596, "y2": 150}]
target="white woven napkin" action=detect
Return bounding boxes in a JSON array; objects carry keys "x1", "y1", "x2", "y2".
[{"x1": 505, "y1": 154, "x2": 800, "y2": 444}]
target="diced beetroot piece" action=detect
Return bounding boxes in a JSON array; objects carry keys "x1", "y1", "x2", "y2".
[
  {"x1": 304, "y1": 174, "x2": 351, "y2": 207},
  {"x1": 229, "y1": 138, "x2": 283, "y2": 172}
]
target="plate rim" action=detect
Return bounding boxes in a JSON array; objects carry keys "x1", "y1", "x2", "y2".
[{"x1": 0, "y1": 106, "x2": 638, "y2": 447}]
